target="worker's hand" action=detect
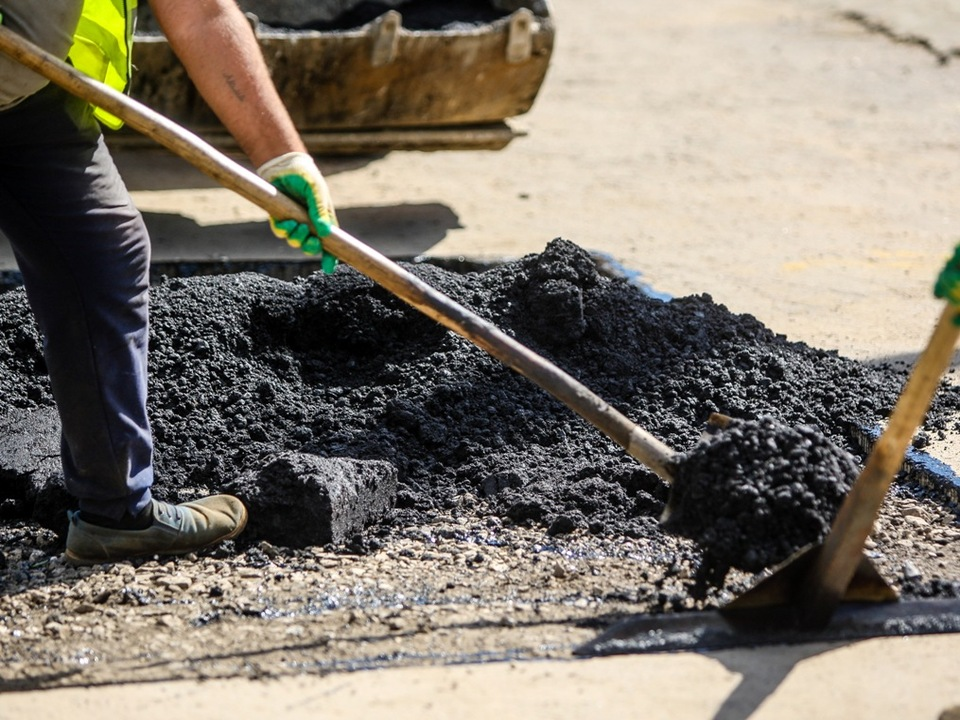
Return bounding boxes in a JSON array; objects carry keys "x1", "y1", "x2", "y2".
[
  {"x1": 935, "y1": 244, "x2": 960, "y2": 319},
  {"x1": 257, "y1": 152, "x2": 339, "y2": 273}
]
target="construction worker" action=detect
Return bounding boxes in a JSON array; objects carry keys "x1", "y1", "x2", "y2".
[{"x1": 0, "y1": 0, "x2": 337, "y2": 564}]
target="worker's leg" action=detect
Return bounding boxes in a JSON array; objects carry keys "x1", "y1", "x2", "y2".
[{"x1": 0, "y1": 84, "x2": 153, "y2": 520}]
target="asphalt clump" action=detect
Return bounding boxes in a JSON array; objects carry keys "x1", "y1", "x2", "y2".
[{"x1": 663, "y1": 416, "x2": 858, "y2": 573}]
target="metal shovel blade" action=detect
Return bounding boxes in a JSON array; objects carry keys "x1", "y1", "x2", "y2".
[{"x1": 721, "y1": 544, "x2": 897, "y2": 616}]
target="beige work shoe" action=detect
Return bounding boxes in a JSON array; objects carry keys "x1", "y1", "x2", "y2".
[{"x1": 65, "y1": 495, "x2": 248, "y2": 566}]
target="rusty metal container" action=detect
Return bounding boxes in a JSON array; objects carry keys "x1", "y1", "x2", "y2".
[{"x1": 123, "y1": 0, "x2": 555, "y2": 153}]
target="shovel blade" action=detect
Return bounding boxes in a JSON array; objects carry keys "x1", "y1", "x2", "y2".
[{"x1": 720, "y1": 544, "x2": 898, "y2": 621}]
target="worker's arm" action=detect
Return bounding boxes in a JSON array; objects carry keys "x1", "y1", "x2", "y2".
[
  {"x1": 147, "y1": 0, "x2": 300, "y2": 166},
  {"x1": 148, "y1": 0, "x2": 338, "y2": 267}
]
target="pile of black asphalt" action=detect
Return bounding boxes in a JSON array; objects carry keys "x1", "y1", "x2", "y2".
[{"x1": 1, "y1": 238, "x2": 958, "y2": 581}]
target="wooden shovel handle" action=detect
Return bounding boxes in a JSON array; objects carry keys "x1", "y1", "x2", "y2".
[
  {"x1": 801, "y1": 303, "x2": 960, "y2": 626},
  {"x1": 0, "y1": 24, "x2": 679, "y2": 481}
]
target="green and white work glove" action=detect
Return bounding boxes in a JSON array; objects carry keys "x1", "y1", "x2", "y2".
[
  {"x1": 257, "y1": 152, "x2": 339, "y2": 273},
  {"x1": 935, "y1": 243, "x2": 960, "y2": 324}
]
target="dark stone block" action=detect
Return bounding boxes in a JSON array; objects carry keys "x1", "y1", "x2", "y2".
[
  {"x1": 0, "y1": 406, "x2": 70, "y2": 535},
  {"x1": 224, "y1": 452, "x2": 397, "y2": 547}
]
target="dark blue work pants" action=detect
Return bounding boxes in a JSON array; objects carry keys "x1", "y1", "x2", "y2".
[{"x1": 0, "y1": 83, "x2": 153, "y2": 519}]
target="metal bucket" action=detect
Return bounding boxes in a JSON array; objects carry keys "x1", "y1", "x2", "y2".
[{"x1": 121, "y1": 0, "x2": 556, "y2": 153}]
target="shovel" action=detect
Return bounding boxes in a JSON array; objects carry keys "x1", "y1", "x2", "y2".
[
  {"x1": 723, "y1": 299, "x2": 960, "y2": 629},
  {"x1": 0, "y1": 25, "x2": 687, "y2": 487}
]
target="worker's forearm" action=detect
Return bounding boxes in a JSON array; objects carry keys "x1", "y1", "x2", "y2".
[{"x1": 147, "y1": 0, "x2": 305, "y2": 167}]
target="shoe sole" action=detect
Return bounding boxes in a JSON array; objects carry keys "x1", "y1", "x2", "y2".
[{"x1": 64, "y1": 504, "x2": 249, "y2": 566}]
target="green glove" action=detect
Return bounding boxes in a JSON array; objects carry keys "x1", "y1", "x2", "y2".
[
  {"x1": 934, "y1": 244, "x2": 960, "y2": 324},
  {"x1": 257, "y1": 152, "x2": 339, "y2": 273}
]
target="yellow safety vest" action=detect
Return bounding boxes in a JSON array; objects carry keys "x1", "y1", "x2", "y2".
[{"x1": 67, "y1": 0, "x2": 137, "y2": 129}]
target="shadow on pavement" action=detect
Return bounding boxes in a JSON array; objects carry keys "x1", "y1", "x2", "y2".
[
  {"x1": 140, "y1": 202, "x2": 462, "y2": 263},
  {"x1": 705, "y1": 642, "x2": 843, "y2": 720}
]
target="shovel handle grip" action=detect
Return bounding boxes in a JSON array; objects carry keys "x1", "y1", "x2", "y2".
[{"x1": 0, "y1": 24, "x2": 680, "y2": 482}]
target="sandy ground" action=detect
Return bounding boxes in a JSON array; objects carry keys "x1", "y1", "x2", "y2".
[{"x1": 6, "y1": 0, "x2": 960, "y2": 717}]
